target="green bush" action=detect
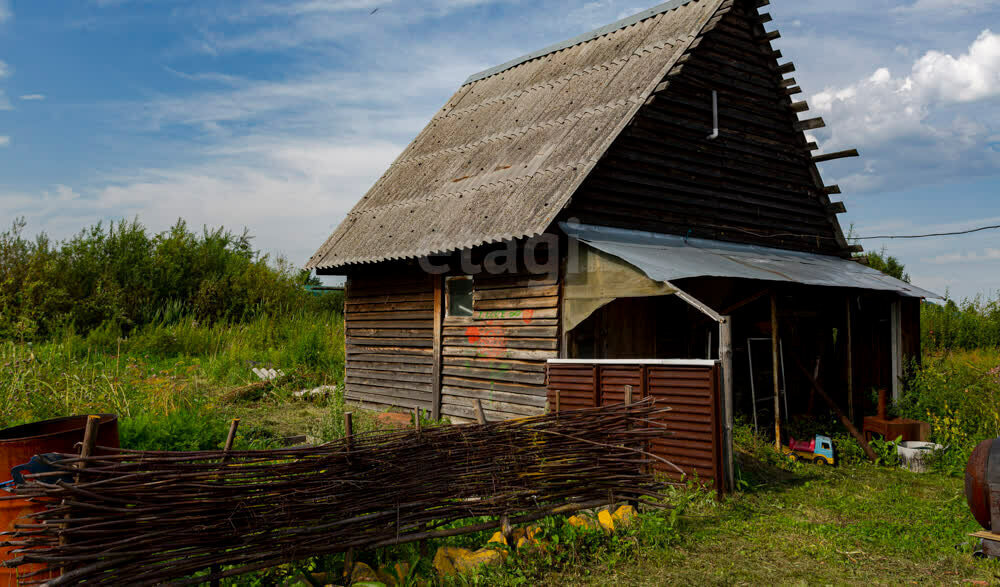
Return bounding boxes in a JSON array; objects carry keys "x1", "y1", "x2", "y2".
[
  {"x1": 922, "y1": 294, "x2": 1000, "y2": 351},
  {"x1": 0, "y1": 217, "x2": 330, "y2": 341}
]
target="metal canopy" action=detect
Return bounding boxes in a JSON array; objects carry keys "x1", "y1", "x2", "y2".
[{"x1": 561, "y1": 223, "x2": 939, "y2": 299}]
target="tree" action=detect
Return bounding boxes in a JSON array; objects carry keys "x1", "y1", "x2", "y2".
[{"x1": 862, "y1": 248, "x2": 910, "y2": 283}]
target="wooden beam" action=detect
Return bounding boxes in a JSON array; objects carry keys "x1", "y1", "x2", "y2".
[
  {"x1": 758, "y1": 13, "x2": 772, "y2": 23},
  {"x1": 720, "y1": 288, "x2": 771, "y2": 315},
  {"x1": 771, "y1": 49, "x2": 782, "y2": 59},
  {"x1": 846, "y1": 297, "x2": 855, "y2": 424},
  {"x1": 845, "y1": 244, "x2": 864, "y2": 254},
  {"x1": 805, "y1": 141, "x2": 819, "y2": 151},
  {"x1": 761, "y1": 30, "x2": 781, "y2": 42},
  {"x1": 784, "y1": 86, "x2": 802, "y2": 96},
  {"x1": 778, "y1": 62, "x2": 795, "y2": 74},
  {"x1": 653, "y1": 80, "x2": 670, "y2": 94},
  {"x1": 790, "y1": 101, "x2": 809, "y2": 113},
  {"x1": 771, "y1": 295, "x2": 781, "y2": 451},
  {"x1": 779, "y1": 78, "x2": 797, "y2": 88},
  {"x1": 795, "y1": 357, "x2": 878, "y2": 462},
  {"x1": 812, "y1": 149, "x2": 860, "y2": 163},
  {"x1": 671, "y1": 283, "x2": 722, "y2": 323},
  {"x1": 719, "y1": 317, "x2": 735, "y2": 493},
  {"x1": 794, "y1": 117, "x2": 825, "y2": 131},
  {"x1": 756, "y1": 0, "x2": 770, "y2": 6},
  {"x1": 822, "y1": 184, "x2": 841, "y2": 195},
  {"x1": 826, "y1": 202, "x2": 847, "y2": 214},
  {"x1": 431, "y1": 276, "x2": 443, "y2": 420}
]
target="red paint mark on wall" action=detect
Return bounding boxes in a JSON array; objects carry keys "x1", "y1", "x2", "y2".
[{"x1": 465, "y1": 325, "x2": 506, "y2": 359}]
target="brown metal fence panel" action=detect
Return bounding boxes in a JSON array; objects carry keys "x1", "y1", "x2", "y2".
[
  {"x1": 547, "y1": 361, "x2": 723, "y2": 493},
  {"x1": 645, "y1": 365, "x2": 723, "y2": 487}
]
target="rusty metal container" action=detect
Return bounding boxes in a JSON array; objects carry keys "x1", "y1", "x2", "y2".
[
  {"x1": 1, "y1": 415, "x2": 119, "y2": 586},
  {"x1": 966, "y1": 438, "x2": 1000, "y2": 531}
]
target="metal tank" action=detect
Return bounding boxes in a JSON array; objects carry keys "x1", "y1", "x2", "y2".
[{"x1": 1, "y1": 415, "x2": 119, "y2": 586}]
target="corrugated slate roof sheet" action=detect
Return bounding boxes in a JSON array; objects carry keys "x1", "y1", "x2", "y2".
[
  {"x1": 307, "y1": 0, "x2": 725, "y2": 270},
  {"x1": 562, "y1": 222, "x2": 940, "y2": 298}
]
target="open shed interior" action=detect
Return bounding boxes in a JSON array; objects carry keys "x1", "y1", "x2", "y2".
[{"x1": 565, "y1": 277, "x2": 921, "y2": 437}]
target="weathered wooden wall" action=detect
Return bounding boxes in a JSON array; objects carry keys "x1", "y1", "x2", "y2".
[
  {"x1": 564, "y1": 1, "x2": 845, "y2": 255},
  {"x1": 547, "y1": 362, "x2": 724, "y2": 491},
  {"x1": 344, "y1": 272, "x2": 436, "y2": 412},
  {"x1": 441, "y1": 272, "x2": 560, "y2": 422}
]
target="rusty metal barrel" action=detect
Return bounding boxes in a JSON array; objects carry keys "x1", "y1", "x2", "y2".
[
  {"x1": 1, "y1": 415, "x2": 119, "y2": 587},
  {"x1": 966, "y1": 438, "x2": 1000, "y2": 531}
]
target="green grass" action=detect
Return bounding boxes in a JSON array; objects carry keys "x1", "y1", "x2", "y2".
[{"x1": 475, "y1": 459, "x2": 998, "y2": 586}]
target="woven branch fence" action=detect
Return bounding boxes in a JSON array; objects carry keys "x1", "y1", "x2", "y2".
[{"x1": 2, "y1": 400, "x2": 677, "y2": 586}]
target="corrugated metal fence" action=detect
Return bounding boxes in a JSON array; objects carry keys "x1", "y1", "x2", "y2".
[{"x1": 547, "y1": 360, "x2": 724, "y2": 492}]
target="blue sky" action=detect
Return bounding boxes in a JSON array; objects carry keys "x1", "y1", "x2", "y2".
[{"x1": 0, "y1": 0, "x2": 998, "y2": 299}]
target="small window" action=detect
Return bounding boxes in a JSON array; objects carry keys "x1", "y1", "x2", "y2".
[
  {"x1": 447, "y1": 276, "x2": 474, "y2": 317},
  {"x1": 822, "y1": 443, "x2": 831, "y2": 451}
]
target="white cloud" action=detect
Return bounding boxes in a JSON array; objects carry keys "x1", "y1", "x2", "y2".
[
  {"x1": 0, "y1": 59, "x2": 9, "y2": 78},
  {"x1": 808, "y1": 30, "x2": 1000, "y2": 193},
  {"x1": 19, "y1": 94, "x2": 46, "y2": 101},
  {"x1": 896, "y1": 0, "x2": 1000, "y2": 14},
  {"x1": 0, "y1": 0, "x2": 10, "y2": 23},
  {"x1": 0, "y1": 136, "x2": 9, "y2": 147},
  {"x1": 923, "y1": 248, "x2": 1000, "y2": 264}
]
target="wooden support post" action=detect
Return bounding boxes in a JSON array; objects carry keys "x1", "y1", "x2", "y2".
[
  {"x1": 555, "y1": 390, "x2": 560, "y2": 415},
  {"x1": 431, "y1": 276, "x2": 444, "y2": 420},
  {"x1": 771, "y1": 295, "x2": 781, "y2": 451},
  {"x1": 212, "y1": 419, "x2": 240, "y2": 587},
  {"x1": 624, "y1": 384, "x2": 633, "y2": 405},
  {"x1": 719, "y1": 317, "x2": 734, "y2": 492},
  {"x1": 846, "y1": 297, "x2": 855, "y2": 424},
  {"x1": 474, "y1": 399, "x2": 487, "y2": 425},
  {"x1": 413, "y1": 408, "x2": 422, "y2": 435},
  {"x1": 63, "y1": 416, "x2": 101, "y2": 548},
  {"x1": 344, "y1": 412, "x2": 353, "y2": 452},
  {"x1": 224, "y1": 419, "x2": 240, "y2": 453}
]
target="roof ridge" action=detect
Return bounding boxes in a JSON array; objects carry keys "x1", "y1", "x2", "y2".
[{"x1": 463, "y1": 0, "x2": 699, "y2": 85}]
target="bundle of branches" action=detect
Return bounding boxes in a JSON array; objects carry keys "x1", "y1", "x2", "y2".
[{"x1": 1, "y1": 400, "x2": 676, "y2": 586}]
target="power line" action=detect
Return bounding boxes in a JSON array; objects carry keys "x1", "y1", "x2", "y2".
[{"x1": 854, "y1": 224, "x2": 1000, "y2": 240}]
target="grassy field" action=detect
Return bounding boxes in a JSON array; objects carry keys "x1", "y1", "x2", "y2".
[{"x1": 541, "y1": 464, "x2": 995, "y2": 586}]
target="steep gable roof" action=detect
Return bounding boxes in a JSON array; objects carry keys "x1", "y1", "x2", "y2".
[{"x1": 308, "y1": 0, "x2": 727, "y2": 269}]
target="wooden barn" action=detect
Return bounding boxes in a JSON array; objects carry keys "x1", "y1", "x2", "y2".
[{"x1": 306, "y1": 0, "x2": 936, "y2": 492}]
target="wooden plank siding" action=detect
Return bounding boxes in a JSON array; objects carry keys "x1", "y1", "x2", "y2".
[
  {"x1": 563, "y1": 4, "x2": 845, "y2": 256},
  {"x1": 547, "y1": 362, "x2": 724, "y2": 493},
  {"x1": 344, "y1": 272, "x2": 436, "y2": 412},
  {"x1": 440, "y1": 272, "x2": 560, "y2": 422}
]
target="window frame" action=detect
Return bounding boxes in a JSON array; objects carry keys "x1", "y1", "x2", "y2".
[{"x1": 444, "y1": 275, "x2": 475, "y2": 323}]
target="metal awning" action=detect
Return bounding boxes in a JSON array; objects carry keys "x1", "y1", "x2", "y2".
[{"x1": 561, "y1": 223, "x2": 939, "y2": 299}]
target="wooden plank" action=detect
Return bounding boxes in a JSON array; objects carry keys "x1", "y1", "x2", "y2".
[
  {"x1": 442, "y1": 375, "x2": 546, "y2": 395},
  {"x1": 473, "y1": 308, "x2": 558, "y2": 320},
  {"x1": 348, "y1": 369, "x2": 433, "y2": 385},
  {"x1": 443, "y1": 356, "x2": 546, "y2": 373},
  {"x1": 793, "y1": 117, "x2": 826, "y2": 131},
  {"x1": 441, "y1": 365, "x2": 546, "y2": 385},
  {"x1": 346, "y1": 337, "x2": 432, "y2": 348},
  {"x1": 440, "y1": 385, "x2": 547, "y2": 408},
  {"x1": 442, "y1": 325, "x2": 559, "y2": 338},
  {"x1": 812, "y1": 149, "x2": 860, "y2": 163},
  {"x1": 777, "y1": 62, "x2": 795, "y2": 74},
  {"x1": 345, "y1": 320, "x2": 433, "y2": 329},
  {"x1": 441, "y1": 397, "x2": 541, "y2": 417},
  {"x1": 826, "y1": 202, "x2": 847, "y2": 214},
  {"x1": 347, "y1": 300, "x2": 433, "y2": 313},
  {"x1": 346, "y1": 377, "x2": 432, "y2": 394},
  {"x1": 473, "y1": 284, "x2": 559, "y2": 300},
  {"x1": 351, "y1": 361, "x2": 434, "y2": 374},
  {"x1": 347, "y1": 310, "x2": 434, "y2": 321},
  {"x1": 346, "y1": 346, "x2": 433, "y2": 357},
  {"x1": 431, "y1": 276, "x2": 443, "y2": 420},
  {"x1": 443, "y1": 337, "x2": 559, "y2": 350},
  {"x1": 474, "y1": 296, "x2": 559, "y2": 310},
  {"x1": 823, "y1": 185, "x2": 842, "y2": 195},
  {"x1": 346, "y1": 328, "x2": 433, "y2": 338},
  {"x1": 473, "y1": 274, "x2": 558, "y2": 290},
  {"x1": 443, "y1": 346, "x2": 558, "y2": 361},
  {"x1": 790, "y1": 101, "x2": 809, "y2": 113}
]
